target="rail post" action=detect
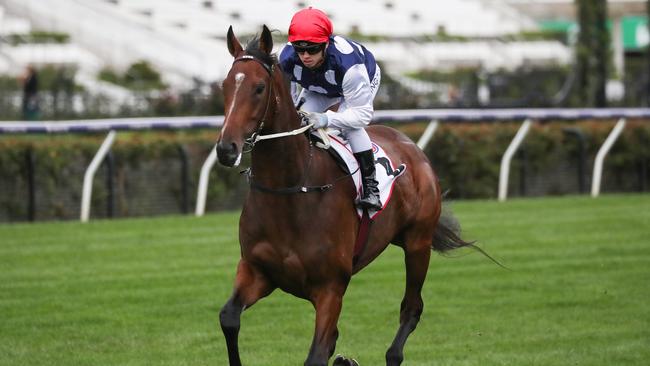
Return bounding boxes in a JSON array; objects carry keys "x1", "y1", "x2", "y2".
[
  {"x1": 498, "y1": 119, "x2": 533, "y2": 202},
  {"x1": 195, "y1": 145, "x2": 217, "y2": 217},
  {"x1": 416, "y1": 119, "x2": 439, "y2": 150},
  {"x1": 81, "y1": 130, "x2": 116, "y2": 222},
  {"x1": 591, "y1": 118, "x2": 626, "y2": 197}
]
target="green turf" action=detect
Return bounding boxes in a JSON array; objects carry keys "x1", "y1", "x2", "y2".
[{"x1": 1, "y1": 194, "x2": 649, "y2": 366}]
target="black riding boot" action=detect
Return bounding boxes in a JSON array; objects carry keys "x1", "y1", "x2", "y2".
[{"x1": 354, "y1": 149, "x2": 382, "y2": 211}]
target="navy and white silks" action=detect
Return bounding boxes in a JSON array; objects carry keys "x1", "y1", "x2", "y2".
[{"x1": 279, "y1": 36, "x2": 381, "y2": 133}]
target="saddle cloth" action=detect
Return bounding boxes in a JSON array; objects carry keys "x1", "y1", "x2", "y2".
[{"x1": 319, "y1": 131, "x2": 407, "y2": 219}]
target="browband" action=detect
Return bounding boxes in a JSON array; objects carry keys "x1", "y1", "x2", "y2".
[{"x1": 232, "y1": 55, "x2": 274, "y2": 75}]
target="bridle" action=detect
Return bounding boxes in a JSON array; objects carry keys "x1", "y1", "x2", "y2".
[
  {"x1": 230, "y1": 54, "x2": 324, "y2": 151},
  {"x1": 229, "y1": 53, "x2": 348, "y2": 194},
  {"x1": 230, "y1": 54, "x2": 276, "y2": 150}
]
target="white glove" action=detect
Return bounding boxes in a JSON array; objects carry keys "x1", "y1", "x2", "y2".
[{"x1": 306, "y1": 112, "x2": 328, "y2": 129}]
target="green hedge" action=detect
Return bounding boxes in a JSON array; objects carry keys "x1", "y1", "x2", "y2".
[
  {"x1": 423, "y1": 120, "x2": 649, "y2": 198},
  {"x1": 1, "y1": 120, "x2": 648, "y2": 221},
  {"x1": 0, "y1": 131, "x2": 244, "y2": 222}
]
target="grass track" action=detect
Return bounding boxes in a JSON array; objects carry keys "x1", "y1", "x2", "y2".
[{"x1": 1, "y1": 194, "x2": 649, "y2": 365}]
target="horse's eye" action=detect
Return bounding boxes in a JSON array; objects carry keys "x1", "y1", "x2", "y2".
[{"x1": 255, "y1": 84, "x2": 265, "y2": 95}]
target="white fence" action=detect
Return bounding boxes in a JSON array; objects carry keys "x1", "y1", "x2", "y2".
[{"x1": 2, "y1": 108, "x2": 649, "y2": 222}]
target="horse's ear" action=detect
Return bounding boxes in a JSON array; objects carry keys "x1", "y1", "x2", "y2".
[
  {"x1": 259, "y1": 25, "x2": 273, "y2": 55},
  {"x1": 227, "y1": 25, "x2": 243, "y2": 57}
]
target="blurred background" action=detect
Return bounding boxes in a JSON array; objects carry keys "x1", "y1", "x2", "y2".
[
  {"x1": 0, "y1": 0, "x2": 647, "y2": 118},
  {"x1": 0, "y1": 0, "x2": 648, "y2": 221}
]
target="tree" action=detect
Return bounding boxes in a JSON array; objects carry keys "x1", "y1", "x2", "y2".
[{"x1": 575, "y1": 0, "x2": 609, "y2": 107}]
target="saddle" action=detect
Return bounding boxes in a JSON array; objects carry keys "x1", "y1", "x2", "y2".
[
  {"x1": 310, "y1": 130, "x2": 406, "y2": 264},
  {"x1": 311, "y1": 130, "x2": 406, "y2": 219}
]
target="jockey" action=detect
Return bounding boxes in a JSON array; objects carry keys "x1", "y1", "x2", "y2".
[{"x1": 279, "y1": 7, "x2": 382, "y2": 211}]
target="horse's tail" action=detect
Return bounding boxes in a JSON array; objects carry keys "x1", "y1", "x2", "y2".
[
  {"x1": 431, "y1": 207, "x2": 474, "y2": 253},
  {"x1": 432, "y1": 205, "x2": 506, "y2": 268}
]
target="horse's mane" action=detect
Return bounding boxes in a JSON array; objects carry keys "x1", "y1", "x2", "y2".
[{"x1": 245, "y1": 35, "x2": 278, "y2": 68}]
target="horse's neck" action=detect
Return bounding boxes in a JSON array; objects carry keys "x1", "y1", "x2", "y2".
[
  {"x1": 250, "y1": 75, "x2": 310, "y2": 186},
  {"x1": 250, "y1": 128, "x2": 309, "y2": 187}
]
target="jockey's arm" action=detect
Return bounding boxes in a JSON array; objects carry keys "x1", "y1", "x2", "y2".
[{"x1": 324, "y1": 64, "x2": 374, "y2": 129}]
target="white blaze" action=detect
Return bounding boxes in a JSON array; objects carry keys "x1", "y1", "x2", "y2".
[
  {"x1": 221, "y1": 72, "x2": 246, "y2": 138},
  {"x1": 228, "y1": 72, "x2": 246, "y2": 115}
]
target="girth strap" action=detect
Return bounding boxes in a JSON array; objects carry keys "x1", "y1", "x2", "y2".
[{"x1": 353, "y1": 210, "x2": 373, "y2": 266}]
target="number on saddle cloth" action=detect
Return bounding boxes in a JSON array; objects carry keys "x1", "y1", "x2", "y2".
[{"x1": 376, "y1": 156, "x2": 406, "y2": 177}]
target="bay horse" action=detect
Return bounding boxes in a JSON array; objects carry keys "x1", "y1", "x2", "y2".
[{"x1": 216, "y1": 25, "x2": 475, "y2": 366}]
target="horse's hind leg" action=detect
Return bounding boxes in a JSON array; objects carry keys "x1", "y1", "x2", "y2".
[
  {"x1": 220, "y1": 260, "x2": 274, "y2": 366},
  {"x1": 385, "y1": 237, "x2": 432, "y2": 366}
]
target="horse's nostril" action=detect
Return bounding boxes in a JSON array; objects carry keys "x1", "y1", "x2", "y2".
[
  {"x1": 217, "y1": 141, "x2": 233, "y2": 154},
  {"x1": 216, "y1": 141, "x2": 240, "y2": 167}
]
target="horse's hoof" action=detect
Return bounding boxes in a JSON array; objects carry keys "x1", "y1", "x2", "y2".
[
  {"x1": 333, "y1": 354, "x2": 359, "y2": 366},
  {"x1": 333, "y1": 355, "x2": 346, "y2": 365}
]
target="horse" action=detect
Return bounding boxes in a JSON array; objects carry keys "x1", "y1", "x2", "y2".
[{"x1": 216, "y1": 25, "x2": 475, "y2": 366}]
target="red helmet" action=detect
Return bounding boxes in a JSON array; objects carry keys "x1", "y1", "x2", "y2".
[{"x1": 288, "y1": 7, "x2": 333, "y2": 44}]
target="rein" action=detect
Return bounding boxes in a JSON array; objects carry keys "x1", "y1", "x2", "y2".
[
  {"x1": 242, "y1": 133, "x2": 359, "y2": 195},
  {"x1": 245, "y1": 123, "x2": 313, "y2": 149}
]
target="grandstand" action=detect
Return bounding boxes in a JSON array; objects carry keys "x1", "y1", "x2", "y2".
[
  {"x1": 5, "y1": 0, "x2": 645, "y2": 110},
  {"x1": 0, "y1": 0, "x2": 567, "y2": 88}
]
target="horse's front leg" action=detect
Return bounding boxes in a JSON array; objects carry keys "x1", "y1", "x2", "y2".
[
  {"x1": 304, "y1": 283, "x2": 348, "y2": 366},
  {"x1": 220, "y1": 259, "x2": 274, "y2": 366}
]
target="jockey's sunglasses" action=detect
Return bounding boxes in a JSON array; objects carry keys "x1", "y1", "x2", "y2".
[{"x1": 292, "y1": 43, "x2": 325, "y2": 55}]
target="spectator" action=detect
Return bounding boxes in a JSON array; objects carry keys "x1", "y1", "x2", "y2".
[
  {"x1": 20, "y1": 65, "x2": 40, "y2": 120},
  {"x1": 447, "y1": 84, "x2": 461, "y2": 107}
]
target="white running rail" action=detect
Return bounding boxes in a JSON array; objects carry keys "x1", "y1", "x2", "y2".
[
  {"x1": 416, "y1": 119, "x2": 439, "y2": 150},
  {"x1": 81, "y1": 130, "x2": 116, "y2": 222},
  {"x1": 2, "y1": 108, "x2": 648, "y2": 220},
  {"x1": 195, "y1": 146, "x2": 218, "y2": 217},
  {"x1": 591, "y1": 118, "x2": 627, "y2": 197},
  {"x1": 498, "y1": 118, "x2": 532, "y2": 202}
]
